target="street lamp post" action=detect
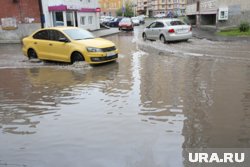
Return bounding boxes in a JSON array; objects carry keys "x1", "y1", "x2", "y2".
[{"x1": 122, "y1": 0, "x2": 125, "y2": 17}]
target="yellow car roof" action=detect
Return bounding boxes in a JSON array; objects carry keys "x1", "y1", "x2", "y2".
[{"x1": 42, "y1": 27, "x2": 80, "y2": 31}]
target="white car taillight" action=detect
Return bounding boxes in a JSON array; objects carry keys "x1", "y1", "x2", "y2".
[{"x1": 168, "y1": 29, "x2": 175, "y2": 33}]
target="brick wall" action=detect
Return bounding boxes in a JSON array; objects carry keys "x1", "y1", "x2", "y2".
[{"x1": 0, "y1": 0, "x2": 40, "y2": 24}]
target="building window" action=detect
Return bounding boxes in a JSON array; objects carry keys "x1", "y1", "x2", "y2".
[
  {"x1": 66, "y1": 11, "x2": 74, "y2": 26},
  {"x1": 88, "y1": 0, "x2": 90, "y2": 2},
  {"x1": 52, "y1": 11, "x2": 64, "y2": 27},
  {"x1": 88, "y1": 16, "x2": 93, "y2": 24},
  {"x1": 81, "y1": 16, "x2": 86, "y2": 25}
]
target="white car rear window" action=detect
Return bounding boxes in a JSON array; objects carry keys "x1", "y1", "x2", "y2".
[{"x1": 167, "y1": 21, "x2": 186, "y2": 26}]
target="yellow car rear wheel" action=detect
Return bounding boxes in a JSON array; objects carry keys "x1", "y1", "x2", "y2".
[{"x1": 28, "y1": 49, "x2": 38, "y2": 59}]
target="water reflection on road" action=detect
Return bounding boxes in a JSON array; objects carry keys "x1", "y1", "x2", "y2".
[{"x1": 0, "y1": 27, "x2": 250, "y2": 167}]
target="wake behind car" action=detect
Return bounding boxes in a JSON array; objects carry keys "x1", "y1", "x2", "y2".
[
  {"x1": 142, "y1": 19, "x2": 192, "y2": 43},
  {"x1": 22, "y1": 27, "x2": 118, "y2": 64}
]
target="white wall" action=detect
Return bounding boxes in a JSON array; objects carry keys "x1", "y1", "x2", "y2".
[
  {"x1": 41, "y1": 0, "x2": 100, "y2": 30},
  {"x1": 78, "y1": 12, "x2": 100, "y2": 30}
]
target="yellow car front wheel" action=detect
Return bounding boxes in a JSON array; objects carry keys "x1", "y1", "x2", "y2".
[{"x1": 71, "y1": 52, "x2": 84, "y2": 64}]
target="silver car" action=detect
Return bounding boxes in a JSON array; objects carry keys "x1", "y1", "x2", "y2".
[{"x1": 142, "y1": 19, "x2": 192, "y2": 43}]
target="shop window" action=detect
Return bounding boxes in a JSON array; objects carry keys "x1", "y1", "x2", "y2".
[
  {"x1": 52, "y1": 12, "x2": 64, "y2": 26},
  {"x1": 66, "y1": 11, "x2": 74, "y2": 26},
  {"x1": 81, "y1": 16, "x2": 86, "y2": 25},
  {"x1": 88, "y1": 16, "x2": 93, "y2": 24}
]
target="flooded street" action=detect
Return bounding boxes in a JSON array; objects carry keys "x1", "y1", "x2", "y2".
[{"x1": 0, "y1": 26, "x2": 250, "y2": 167}]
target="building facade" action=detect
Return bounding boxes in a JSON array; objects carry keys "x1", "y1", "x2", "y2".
[
  {"x1": 98, "y1": 0, "x2": 134, "y2": 17},
  {"x1": 137, "y1": 0, "x2": 187, "y2": 17},
  {"x1": 99, "y1": 0, "x2": 122, "y2": 16},
  {"x1": 42, "y1": 0, "x2": 101, "y2": 30},
  {"x1": 137, "y1": 0, "x2": 148, "y2": 15},
  {"x1": 0, "y1": 0, "x2": 41, "y2": 42},
  {"x1": 186, "y1": 0, "x2": 250, "y2": 28}
]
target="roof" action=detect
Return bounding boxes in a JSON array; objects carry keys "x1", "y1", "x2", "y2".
[{"x1": 42, "y1": 27, "x2": 80, "y2": 31}]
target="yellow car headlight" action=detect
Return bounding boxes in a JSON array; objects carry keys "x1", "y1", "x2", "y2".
[{"x1": 87, "y1": 47, "x2": 102, "y2": 52}]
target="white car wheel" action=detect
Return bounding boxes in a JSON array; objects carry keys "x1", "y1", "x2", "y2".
[
  {"x1": 160, "y1": 35, "x2": 166, "y2": 44},
  {"x1": 143, "y1": 33, "x2": 147, "y2": 41}
]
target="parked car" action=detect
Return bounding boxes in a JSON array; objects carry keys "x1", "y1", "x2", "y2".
[
  {"x1": 137, "y1": 15, "x2": 145, "y2": 24},
  {"x1": 118, "y1": 18, "x2": 134, "y2": 31},
  {"x1": 22, "y1": 27, "x2": 119, "y2": 64},
  {"x1": 154, "y1": 13, "x2": 166, "y2": 18},
  {"x1": 142, "y1": 19, "x2": 192, "y2": 43},
  {"x1": 106, "y1": 18, "x2": 122, "y2": 27},
  {"x1": 131, "y1": 17, "x2": 140, "y2": 26},
  {"x1": 100, "y1": 16, "x2": 114, "y2": 24}
]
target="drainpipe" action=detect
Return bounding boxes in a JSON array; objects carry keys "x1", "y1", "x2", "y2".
[{"x1": 38, "y1": 0, "x2": 45, "y2": 28}]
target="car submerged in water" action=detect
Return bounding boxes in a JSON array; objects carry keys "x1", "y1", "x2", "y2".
[
  {"x1": 142, "y1": 19, "x2": 192, "y2": 43},
  {"x1": 22, "y1": 27, "x2": 118, "y2": 64}
]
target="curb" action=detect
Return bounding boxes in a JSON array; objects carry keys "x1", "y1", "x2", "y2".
[
  {"x1": 192, "y1": 33, "x2": 250, "y2": 42},
  {"x1": 0, "y1": 40, "x2": 21, "y2": 44},
  {"x1": 98, "y1": 31, "x2": 120, "y2": 37}
]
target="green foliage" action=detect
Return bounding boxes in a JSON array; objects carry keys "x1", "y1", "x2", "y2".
[
  {"x1": 239, "y1": 21, "x2": 250, "y2": 32},
  {"x1": 116, "y1": 2, "x2": 134, "y2": 17},
  {"x1": 217, "y1": 28, "x2": 250, "y2": 36},
  {"x1": 116, "y1": 8, "x2": 122, "y2": 16}
]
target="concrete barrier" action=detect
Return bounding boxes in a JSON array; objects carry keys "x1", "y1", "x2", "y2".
[{"x1": 0, "y1": 23, "x2": 41, "y2": 43}]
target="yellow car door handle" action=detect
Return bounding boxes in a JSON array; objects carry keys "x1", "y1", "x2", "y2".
[{"x1": 49, "y1": 43, "x2": 53, "y2": 46}]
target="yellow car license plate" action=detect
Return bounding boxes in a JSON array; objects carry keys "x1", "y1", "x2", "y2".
[{"x1": 107, "y1": 52, "x2": 115, "y2": 57}]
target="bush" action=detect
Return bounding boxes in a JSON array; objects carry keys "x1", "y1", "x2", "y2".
[{"x1": 239, "y1": 22, "x2": 250, "y2": 32}]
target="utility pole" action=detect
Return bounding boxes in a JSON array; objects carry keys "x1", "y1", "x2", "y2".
[
  {"x1": 38, "y1": 0, "x2": 45, "y2": 28},
  {"x1": 122, "y1": 0, "x2": 125, "y2": 17}
]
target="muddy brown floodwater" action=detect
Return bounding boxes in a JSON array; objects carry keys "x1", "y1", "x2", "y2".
[{"x1": 0, "y1": 27, "x2": 250, "y2": 167}]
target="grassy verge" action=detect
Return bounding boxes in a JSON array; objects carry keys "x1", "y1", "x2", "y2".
[{"x1": 217, "y1": 28, "x2": 250, "y2": 36}]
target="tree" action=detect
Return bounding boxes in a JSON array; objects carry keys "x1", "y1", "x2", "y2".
[{"x1": 116, "y1": 2, "x2": 134, "y2": 17}]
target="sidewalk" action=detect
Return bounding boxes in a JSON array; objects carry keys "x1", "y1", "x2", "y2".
[
  {"x1": 91, "y1": 28, "x2": 120, "y2": 37},
  {"x1": 192, "y1": 27, "x2": 250, "y2": 42}
]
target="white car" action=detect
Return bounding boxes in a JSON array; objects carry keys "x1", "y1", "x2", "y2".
[
  {"x1": 131, "y1": 17, "x2": 140, "y2": 26},
  {"x1": 100, "y1": 16, "x2": 114, "y2": 23},
  {"x1": 154, "y1": 14, "x2": 166, "y2": 18},
  {"x1": 142, "y1": 19, "x2": 192, "y2": 43}
]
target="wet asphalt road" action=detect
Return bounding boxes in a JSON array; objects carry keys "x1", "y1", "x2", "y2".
[{"x1": 0, "y1": 26, "x2": 250, "y2": 167}]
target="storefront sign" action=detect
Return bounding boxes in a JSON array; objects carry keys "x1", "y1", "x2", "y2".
[
  {"x1": 96, "y1": 8, "x2": 101, "y2": 12},
  {"x1": 48, "y1": 5, "x2": 100, "y2": 13},
  {"x1": 79, "y1": 8, "x2": 98, "y2": 12},
  {"x1": 67, "y1": 5, "x2": 81, "y2": 10},
  {"x1": 48, "y1": 5, "x2": 67, "y2": 11}
]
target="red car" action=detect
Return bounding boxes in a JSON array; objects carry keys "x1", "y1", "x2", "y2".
[{"x1": 118, "y1": 18, "x2": 134, "y2": 31}]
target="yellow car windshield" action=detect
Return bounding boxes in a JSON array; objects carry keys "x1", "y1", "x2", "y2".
[{"x1": 63, "y1": 29, "x2": 95, "y2": 40}]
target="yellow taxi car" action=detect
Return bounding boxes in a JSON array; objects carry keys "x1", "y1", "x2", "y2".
[{"x1": 22, "y1": 27, "x2": 118, "y2": 64}]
